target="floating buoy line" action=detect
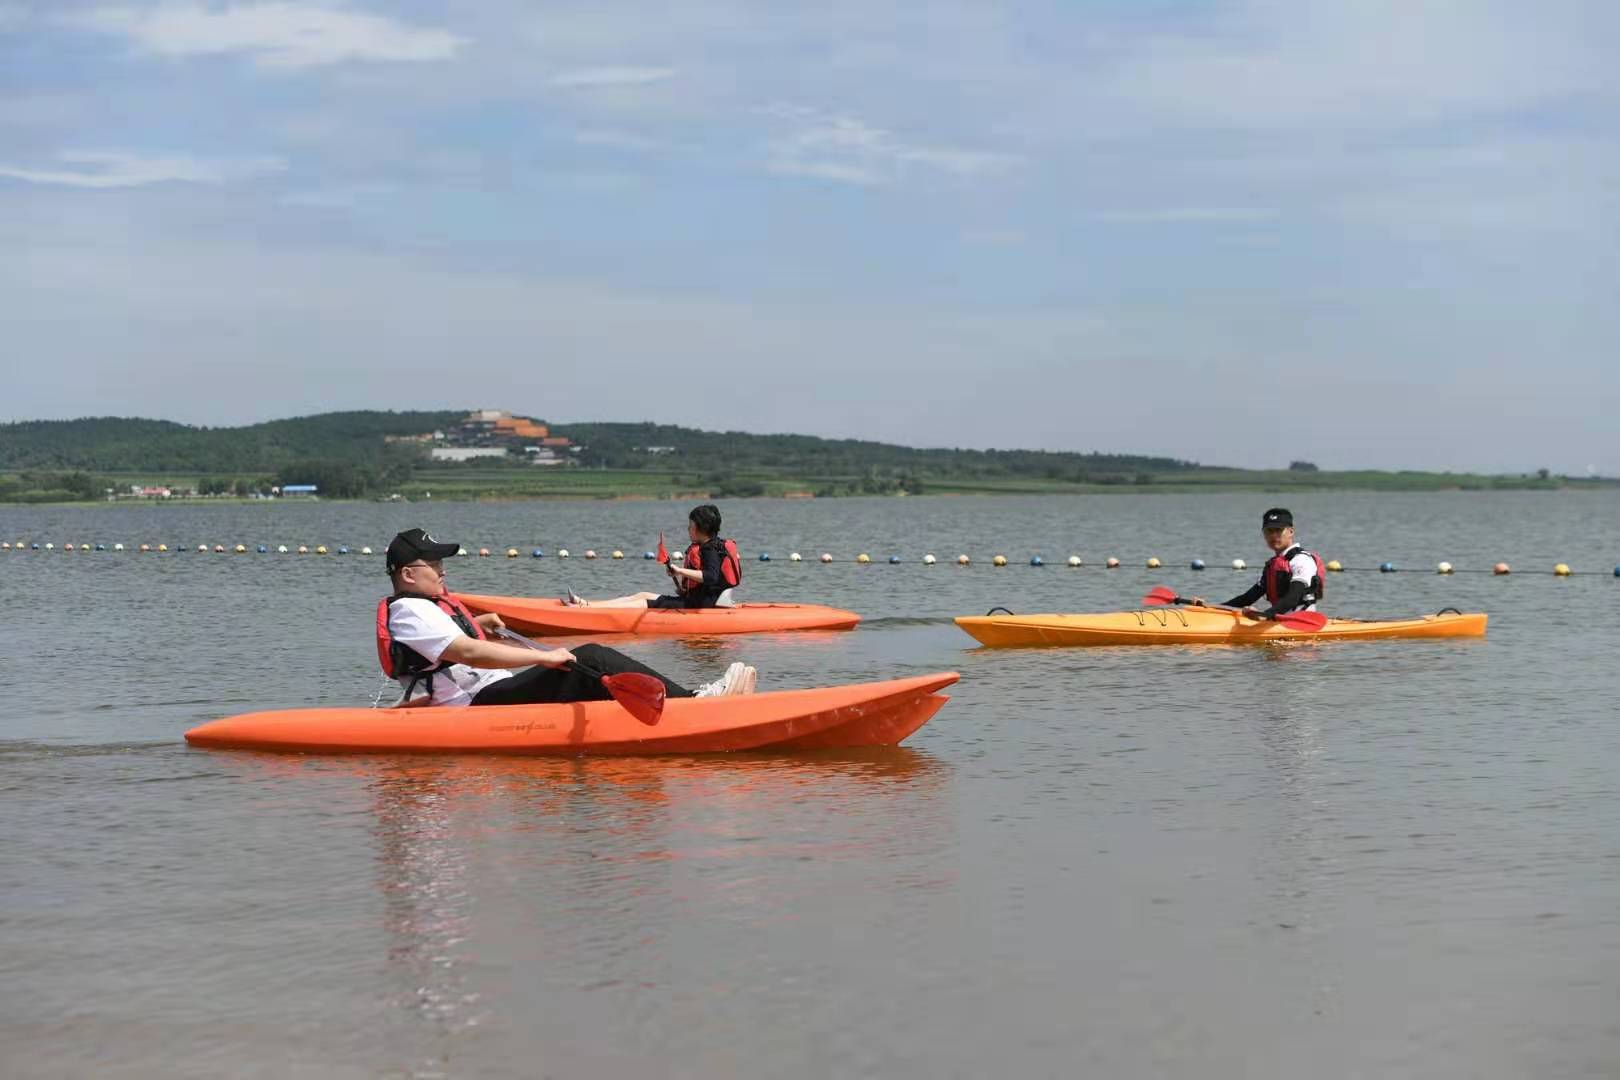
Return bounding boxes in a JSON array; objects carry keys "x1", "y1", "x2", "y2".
[{"x1": 2, "y1": 540, "x2": 1614, "y2": 576}]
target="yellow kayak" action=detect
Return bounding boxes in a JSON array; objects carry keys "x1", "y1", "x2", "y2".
[{"x1": 954, "y1": 607, "x2": 1487, "y2": 647}]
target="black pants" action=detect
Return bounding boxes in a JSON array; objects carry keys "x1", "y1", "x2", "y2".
[{"x1": 471, "y1": 643, "x2": 693, "y2": 705}]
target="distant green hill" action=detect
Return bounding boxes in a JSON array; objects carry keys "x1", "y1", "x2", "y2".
[{"x1": 0, "y1": 411, "x2": 1604, "y2": 502}]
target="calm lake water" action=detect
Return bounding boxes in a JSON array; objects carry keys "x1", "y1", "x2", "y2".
[{"x1": 3, "y1": 491, "x2": 1618, "y2": 1078}]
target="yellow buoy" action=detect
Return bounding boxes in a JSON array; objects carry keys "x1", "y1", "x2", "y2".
[
  {"x1": 611, "y1": 550, "x2": 624, "y2": 560},
  {"x1": 1145, "y1": 556, "x2": 1161, "y2": 569},
  {"x1": 316, "y1": 545, "x2": 328, "y2": 555},
  {"x1": 1493, "y1": 562, "x2": 1510, "y2": 575},
  {"x1": 856, "y1": 553, "x2": 871, "y2": 564},
  {"x1": 1554, "y1": 563, "x2": 1571, "y2": 576},
  {"x1": 1437, "y1": 561, "x2": 1453, "y2": 574},
  {"x1": 506, "y1": 548, "x2": 519, "y2": 558},
  {"x1": 234, "y1": 544, "x2": 247, "y2": 554},
  {"x1": 992, "y1": 554, "x2": 1007, "y2": 566},
  {"x1": 1326, "y1": 559, "x2": 1343, "y2": 572},
  {"x1": 158, "y1": 544, "x2": 168, "y2": 552}
]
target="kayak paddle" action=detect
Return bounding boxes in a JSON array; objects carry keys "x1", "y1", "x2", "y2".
[
  {"x1": 495, "y1": 627, "x2": 665, "y2": 724},
  {"x1": 1141, "y1": 587, "x2": 1327, "y2": 632}
]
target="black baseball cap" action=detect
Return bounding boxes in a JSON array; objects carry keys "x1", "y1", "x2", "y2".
[
  {"x1": 386, "y1": 528, "x2": 460, "y2": 572},
  {"x1": 1261, "y1": 508, "x2": 1294, "y2": 529}
]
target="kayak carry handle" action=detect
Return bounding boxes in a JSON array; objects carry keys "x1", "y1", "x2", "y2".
[{"x1": 985, "y1": 606, "x2": 1016, "y2": 616}]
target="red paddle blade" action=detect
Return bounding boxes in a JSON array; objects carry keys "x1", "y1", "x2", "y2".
[
  {"x1": 1275, "y1": 610, "x2": 1327, "y2": 632},
  {"x1": 601, "y1": 672, "x2": 666, "y2": 725},
  {"x1": 1142, "y1": 586, "x2": 1178, "y2": 606},
  {"x1": 656, "y1": 531, "x2": 669, "y2": 564}
]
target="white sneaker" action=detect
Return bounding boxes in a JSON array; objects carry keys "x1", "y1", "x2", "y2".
[
  {"x1": 694, "y1": 661, "x2": 747, "y2": 698},
  {"x1": 737, "y1": 665, "x2": 757, "y2": 695}
]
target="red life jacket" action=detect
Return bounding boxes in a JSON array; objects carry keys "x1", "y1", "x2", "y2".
[
  {"x1": 679, "y1": 538, "x2": 742, "y2": 592},
  {"x1": 376, "y1": 592, "x2": 487, "y2": 678},
  {"x1": 1265, "y1": 545, "x2": 1326, "y2": 605}
]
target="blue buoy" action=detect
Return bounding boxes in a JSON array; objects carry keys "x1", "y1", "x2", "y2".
[
  {"x1": 257, "y1": 545, "x2": 268, "y2": 553},
  {"x1": 95, "y1": 544, "x2": 106, "y2": 551},
  {"x1": 644, "y1": 551, "x2": 657, "y2": 560},
  {"x1": 31, "y1": 543, "x2": 39, "y2": 550},
  {"x1": 1029, "y1": 555, "x2": 1044, "y2": 566},
  {"x1": 531, "y1": 549, "x2": 545, "y2": 558},
  {"x1": 1614, "y1": 566, "x2": 1619, "y2": 577},
  {"x1": 888, "y1": 554, "x2": 901, "y2": 564},
  {"x1": 1380, "y1": 561, "x2": 1397, "y2": 573},
  {"x1": 337, "y1": 546, "x2": 349, "y2": 555},
  {"x1": 1190, "y1": 558, "x2": 1205, "y2": 571},
  {"x1": 759, "y1": 552, "x2": 771, "y2": 561}
]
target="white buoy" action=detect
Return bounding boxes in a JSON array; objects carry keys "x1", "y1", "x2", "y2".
[
  {"x1": 1067, "y1": 555, "x2": 1081, "y2": 567},
  {"x1": 558, "y1": 549, "x2": 570, "y2": 558},
  {"x1": 1232, "y1": 558, "x2": 1247, "y2": 570},
  {"x1": 198, "y1": 544, "x2": 209, "y2": 553},
  {"x1": 923, "y1": 553, "x2": 937, "y2": 565},
  {"x1": 1437, "y1": 561, "x2": 1453, "y2": 574},
  {"x1": 361, "y1": 546, "x2": 373, "y2": 555},
  {"x1": 789, "y1": 552, "x2": 802, "y2": 562},
  {"x1": 114, "y1": 543, "x2": 124, "y2": 552},
  {"x1": 277, "y1": 545, "x2": 289, "y2": 554}
]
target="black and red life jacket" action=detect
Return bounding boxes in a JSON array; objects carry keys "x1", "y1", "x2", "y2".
[
  {"x1": 376, "y1": 591, "x2": 487, "y2": 680},
  {"x1": 1265, "y1": 545, "x2": 1326, "y2": 605},
  {"x1": 679, "y1": 538, "x2": 742, "y2": 593}
]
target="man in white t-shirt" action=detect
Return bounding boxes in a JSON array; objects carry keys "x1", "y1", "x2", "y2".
[
  {"x1": 380, "y1": 529, "x2": 755, "y2": 706},
  {"x1": 1189, "y1": 508, "x2": 1325, "y2": 619}
]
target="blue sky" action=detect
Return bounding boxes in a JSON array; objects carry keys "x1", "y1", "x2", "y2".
[{"x1": 3, "y1": 0, "x2": 1616, "y2": 471}]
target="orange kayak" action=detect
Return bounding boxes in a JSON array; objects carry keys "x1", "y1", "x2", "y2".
[
  {"x1": 184, "y1": 672, "x2": 957, "y2": 755},
  {"x1": 955, "y1": 607, "x2": 1487, "y2": 647},
  {"x1": 455, "y1": 593, "x2": 861, "y2": 636}
]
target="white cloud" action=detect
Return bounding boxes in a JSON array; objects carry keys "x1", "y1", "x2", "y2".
[
  {"x1": 764, "y1": 108, "x2": 1018, "y2": 186},
  {"x1": 1095, "y1": 0, "x2": 1616, "y2": 134},
  {"x1": 550, "y1": 66, "x2": 675, "y2": 88},
  {"x1": 0, "y1": 150, "x2": 284, "y2": 188},
  {"x1": 73, "y1": 2, "x2": 466, "y2": 68}
]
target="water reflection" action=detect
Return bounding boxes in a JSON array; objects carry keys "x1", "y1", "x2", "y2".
[{"x1": 235, "y1": 746, "x2": 955, "y2": 1067}]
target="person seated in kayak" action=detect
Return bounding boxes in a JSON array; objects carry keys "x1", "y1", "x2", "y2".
[
  {"x1": 561, "y1": 503, "x2": 742, "y2": 609},
  {"x1": 1187, "y1": 507, "x2": 1325, "y2": 620},
  {"x1": 380, "y1": 528, "x2": 756, "y2": 706}
]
